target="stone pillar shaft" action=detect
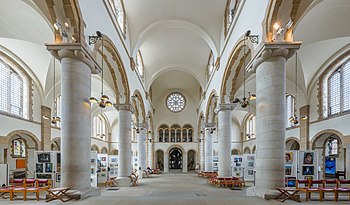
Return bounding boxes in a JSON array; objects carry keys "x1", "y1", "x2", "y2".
[
  {"x1": 164, "y1": 152, "x2": 169, "y2": 172},
  {"x1": 183, "y1": 151, "x2": 188, "y2": 172},
  {"x1": 252, "y1": 42, "x2": 300, "y2": 198},
  {"x1": 138, "y1": 129, "x2": 147, "y2": 172},
  {"x1": 204, "y1": 130, "x2": 213, "y2": 172},
  {"x1": 116, "y1": 107, "x2": 132, "y2": 177},
  {"x1": 299, "y1": 105, "x2": 310, "y2": 150},
  {"x1": 41, "y1": 106, "x2": 51, "y2": 151},
  {"x1": 60, "y1": 57, "x2": 91, "y2": 190},
  {"x1": 218, "y1": 104, "x2": 234, "y2": 177}
]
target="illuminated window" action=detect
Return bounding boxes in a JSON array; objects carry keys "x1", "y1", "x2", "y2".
[
  {"x1": 207, "y1": 51, "x2": 214, "y2": 80},
  {"x1": 54, "y1": 95, "x2": 61, "y2": 128},
  {"x1": 286, "y1": 94, "x2": 296, "y2": 128},
  {"x1": 323, "y1": 59, "x2": 350, "y2": 117},
  {"x1": 92, "y1": 115, "x2": 107, "y2": 141},
  {"x1": 166, "y1": 92, "x2": 186, "y2": 113},
  {"x1": 245, "y1": 114, "x2": 255, "y2": 140},
  {"x1": 109, "y1": 0, "x2": 126, "y2": 37},
  {"x1": 0, "y1": 57, "x2": 28, "y2": 118},
  {"x1": 12, "y1": 138, "x2": 26, "y2": 158},
  {"x1": 326, "y1": 138, "x2": 339, "y2": 156},
  {"x1": 136, "y1": 50, "x2": 144, "y2": 78},
  {"x1": 224, "y1": 0, "x2": 240, "y2": 37}
]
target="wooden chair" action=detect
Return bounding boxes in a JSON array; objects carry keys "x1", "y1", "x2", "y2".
[
  {"x1": 25, "y1": 179, "x2": 39, "y2": 201},
  {"x1": 0, "y1": 186, "x2": 13, "y2": 201},
  {"x1": 336, "y1": 179, "x2": 350, "y2": 201},
  {"x1": 306, "y1": 180, "x2": 323, "y2": 201},
  {"x1": 12, "y1": 179, "x2": 26, "y2": 201},
  {"x1": 320, "y1": 179, "x2": 337, "y2": 201},
  {"x1": 37, "y1": 179, "x2": 51, "y2": 191}
]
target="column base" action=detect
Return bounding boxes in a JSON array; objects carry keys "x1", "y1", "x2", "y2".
[{"x1": 62, "y1": 187, "x2": 101, "y2": 200}]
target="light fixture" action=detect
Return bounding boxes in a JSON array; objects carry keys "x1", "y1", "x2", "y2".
[
  {"x1": 232, "y1": 30, "x2": 258, "y2": 108},
  {"x1": 205, "y1": 123, "x2": 216, "y2": 134},
  {"x1": 89, "y1": 31, "x2": 112, "y2": 108},
  {"x1": 272, "y1": 19, "x2": 293, "y2": 42},
  {"x1": 289, "y1": 52, "x2": 299, "y2": 126},
  {"x1": 44, "y1": 58, "x2": 61, "y2": 125}
]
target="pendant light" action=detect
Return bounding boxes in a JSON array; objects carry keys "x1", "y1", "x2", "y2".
[
  {"x1": 289, "y1": 52, "x2": 299, "y2": 125},
  {"x1": 232, "y1": 30, "x2": 257, "y2": 108},
  {"x1": 89, "y1": 31, "x2": 112, "y2": 108}
]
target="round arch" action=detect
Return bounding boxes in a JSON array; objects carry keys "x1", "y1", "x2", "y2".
[
  {"x1": 205, "y1": 90, "x2": 218, "y2": 123},
  {"x1": 132, "y1": 89, "x2": 146, "y2": 123},
  {"x1": 92, "y1": 34, "x2": 130, "y2": 104},
  {"x1": 91, "y1": 144, "x2": 100, "y2": 153},
  {"x1": 311, "y1": 129, "x2": 344, "y2": 150},
  {"x1": 220, "y1": 37, "x2": 252, "y2": 103},
  {"x1": 243, "y1": 147, "x2": 251, "y2": 154},
  {"x1": 286, "y1": 137, "x2": 300, "y2": 150},
  {"x1": 101, "y1": 147, "x2": 108, "y2": 154},
  {"x1": 231, "y1": 149, "x2": 241, "y2": 155},
  {"x1": 6, "y1": 130, "x2": 40, "y2": 150}
]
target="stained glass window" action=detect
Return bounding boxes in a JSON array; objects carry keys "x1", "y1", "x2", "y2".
[{"x1": 166, "y1": 93, "x2": 186, "y2": 113}]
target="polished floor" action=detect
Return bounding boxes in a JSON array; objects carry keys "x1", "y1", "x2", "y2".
[{"x1": 1, "y1": 173, "x2": 350, "y2": 205}]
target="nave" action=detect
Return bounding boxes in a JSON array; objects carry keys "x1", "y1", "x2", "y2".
[{"x1": 2, "y1": 174, "x2": 350, "y2": 205}]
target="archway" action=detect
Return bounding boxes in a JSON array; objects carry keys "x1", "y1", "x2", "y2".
[
  {"x1": 231, "y1": 149, "x2": 240, "y2": 155},
  {"x1": 155, "y1": 150, "x2": 164, "y2": 171},
  {"x1": 7, "y1": 131, "x2": 39, "y2": 179},
  {"x1": 312, "y1": 131, "x2": 344, "y2": 178},
  {"x1": 187, "y1": 150, "x2": 196, "y2": 171},
  {"x1": 286, "y1": 138, "x2": 300, "y2": 150},
  {"x1": 243, "y1": 147, "x2": 251, "y2": 154},
  {"x1": 169, "y1": 147, "x2": 183, "y2": 169}
]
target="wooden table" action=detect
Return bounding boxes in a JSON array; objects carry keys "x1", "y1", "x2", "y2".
[
  {"x1": 274, "y1": 188, "x2": 300, "y2": 203},
  {"x1": 46, "y1": 187, "x2": 73, "y2": 202}
]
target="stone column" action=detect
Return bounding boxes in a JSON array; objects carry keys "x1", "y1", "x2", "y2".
[
  {"x1": 46, "y1": 44, "x2": 100, "y2": 194},
  {"x1": 147, "y1": 131, "x2": 154, "y2": 168},
  {"x1": 183, "y1": 151, "x2": 188, "y2": 172},
  {"x1": 252, "y1": 42, "x2": 300, "y2": 198},
  {"x1": 41, "y1": 105, "x2": 52, "y2": 151},
  {"x1": 110, "y1": 126, "x2": 118, "y2": 155},
  {"x1": 199, "y1": 130, "x2": 205, "y2": 171},
  {"x1": 115, "y1": 104, "x2": 133, "y2": 179},
  {"x1": 204, "y1": 128, "x2": 213, "y2": 172},
  {"x1": 164, "y1": 151, "x2": 169, "y2": 173},
  {"x1": 137, "y1": 127, "x2": 147, "y2": 178},
  {"x1": 299, "y1": 105, "x2": 310, "y2": 150},
  {"x1": 218, "y1": 104, "x2": 235, "y2": 177}
]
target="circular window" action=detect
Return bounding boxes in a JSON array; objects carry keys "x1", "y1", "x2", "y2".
[{"x1": 166, "y1": 92, "x2": 186, "y2": 113}]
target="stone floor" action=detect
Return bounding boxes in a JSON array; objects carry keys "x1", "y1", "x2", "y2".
[{"x1": 1, "y1": 173, "x2": 350, "y2": 205}]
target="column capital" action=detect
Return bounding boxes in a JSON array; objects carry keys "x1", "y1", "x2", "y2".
[
  {"x1": 114, "y1": 103, "x2": 135, "y2": 112},
  {"x1": 248, "y1": 42, "x2": 302, "y2": 73},
  {"x1": 218, "y1": 103, "x2": 236, "y2": 111},
  {"x1": 46, "y1": 43, "x2": 100, "y2": 74}
]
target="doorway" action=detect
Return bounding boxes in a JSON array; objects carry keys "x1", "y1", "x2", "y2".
[{"x1": 169, "y1": 147, "x2": 182, "y2": 169}]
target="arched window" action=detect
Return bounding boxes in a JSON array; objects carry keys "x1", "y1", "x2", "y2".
[
  {"x1": 245, "y1": 115, "x2": 255, "y2": 140},
  {"x1": 0, "y1": 57, "x2": 28, "y2": 118},
  {"x1": 12, "y1": 138, "x2": 26, "y2": 158},
  {"x1": 207, "y1": 51, "x2": 214, "y2": 80},
  {"x1": 224, "y1": 0, "x2": 240, "y2": 37},
  {"x1": 109, "y1": 0, "x2": 126, "y2": 38},
  {"x1": 92, "y1": 115, "x2": 107, "y2": 141},
  {"x1": 322, "y1": 59, "x2": 350, "y2": 117},
  {"x1": 54, "y1": 95, "x2": 61, "y2": 128},
  {"x1": 326, "y1": 138, "x2": 339, "y2": 157},
  {"x1": 136, "y1": 50, "x2": 144, "y2": 78},
  {"x1": 286, "y1": 94, "x2": 296, "y2": 128}
]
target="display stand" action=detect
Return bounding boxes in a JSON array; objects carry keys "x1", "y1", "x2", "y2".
[
  {"x1": 90, "y1": 151, "x2": 98, "y2": 187},
  {"x1": 285, "y1": 150, "x2": 298, "y2": 187},
  {"x1": 298, "y1": 150, "x2": 319, "y2": 180},
  {"x1": 97, "y1": 154, "x2": 109, "y2": 184},
  {"x1": 213, "y1": 156, "x2": 218, "y2": 172},
  {"x1": 0, "y1": 164, "x2": 9, "y2": 186},
  {"x1": 231, "y1": 155, "x2": 243, "y2": 177},
  {"x1": 108, "y1": 155, "x2": 118, "y2": 178},
  {"x1": 132, "y1": 156, "x2": 138, "y2": 171},
  {"x1": 34, "y1": 151, "x2": 56, "y2": 187},
  {"x1": 243, "y1": 154, "x2": 255, "y2": 181},
  {"x1": 53, "y1": 152, "x2": 61, "y2": 187}
]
